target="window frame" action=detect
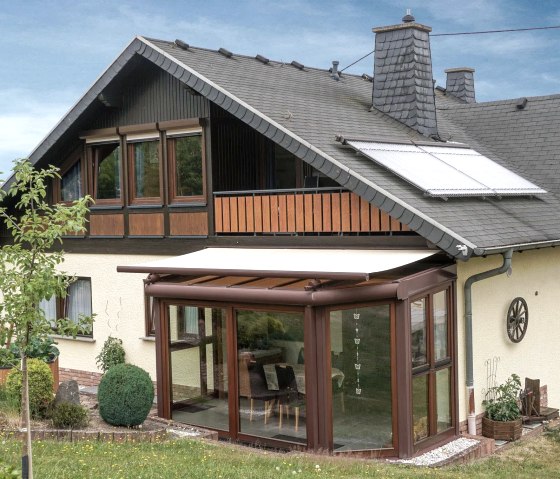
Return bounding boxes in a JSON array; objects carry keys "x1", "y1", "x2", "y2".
[
  {"x1": 88, "y1": 139, "x2": 123, "y2": 206},
  {"x1": 41, "y1": 277, "x2": 93, "y2": 338},
  {"x1": 127, "y1": 133, "x2": 163, "y2": 206},
  {"x1": 166, "y1": 129, "x2": 206, "y2": 205},
  {"x1": 410, "y1": 285, "x2": 454, "y2": 445},
  {"x1": 54, "y1": 148, "x2": 86, "y2": 205}
]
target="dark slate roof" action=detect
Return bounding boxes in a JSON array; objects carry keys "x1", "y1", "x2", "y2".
[{"x1": 15, "y1": 36, "x2": 560, "y2": 259}]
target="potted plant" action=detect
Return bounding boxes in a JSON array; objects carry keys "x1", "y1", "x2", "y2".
[
  {"x1": 0, "y1": 338, "x2": 60, "y2": 391},
  {"x1": 482, "y1": 373, "x2": 523, "y2": 441}
]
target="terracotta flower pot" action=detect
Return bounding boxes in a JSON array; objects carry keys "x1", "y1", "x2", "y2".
[{"x1": 0, "y1": 357, "x2": 59, "y2": 393}]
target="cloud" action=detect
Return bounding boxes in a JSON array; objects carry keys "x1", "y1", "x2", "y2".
[{"x1": 0, "y1": 89, "x2": 73, "y2": 174}]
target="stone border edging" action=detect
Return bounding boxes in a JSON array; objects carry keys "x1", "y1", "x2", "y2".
[{"x1": 0, "y1": 427, "x2": 168, "y2": 443}]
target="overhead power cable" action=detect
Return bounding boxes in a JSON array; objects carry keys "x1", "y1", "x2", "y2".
[{"x1": 339, "y1": 24, "x2": 560, "y2": 73}]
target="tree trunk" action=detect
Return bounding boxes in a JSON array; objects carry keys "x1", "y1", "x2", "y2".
[{"x1": 21, "y1": 354, "x2": 33, "y2": 479}]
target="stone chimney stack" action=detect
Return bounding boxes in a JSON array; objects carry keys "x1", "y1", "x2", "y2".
[
  {"x1": 372, "y1": 11, "x2": 438, "y2": 138},
  {"x1": 445, "y1": 68, "x2": 476, "y2": 103}
]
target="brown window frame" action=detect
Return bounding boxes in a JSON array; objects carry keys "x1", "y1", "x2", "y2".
[
  {"x1": 127, "y1": 135, "x2": 163, "y2": 206},
  {"x1": 167, "y1": 130, "x2": 206, "y2": 205},
  {"x1": 410, "y1": 285, "x2": 454, "y2": 445},
  {"x1": 53, "y1": 148, "x2": 86, "y2": 205},
  {"x1": 42, "y1": 277, "x2": 93, "y2": 338},
  {"x1": 88, "y1": 140, "x2": 123, "y2": 206}
]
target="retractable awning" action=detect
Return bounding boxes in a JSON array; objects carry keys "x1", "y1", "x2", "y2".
[{"x1": 117, "y1": 248, "x2": 438, "y2": 281}]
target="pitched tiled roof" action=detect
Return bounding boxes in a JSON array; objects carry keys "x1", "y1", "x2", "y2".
[{"x1": 16, "y1": 36, "x2": 560, "y2": 258}]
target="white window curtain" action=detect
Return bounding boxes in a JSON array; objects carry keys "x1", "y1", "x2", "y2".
[
  {"x1": 67, "y1": 279, "x2": 92, "y2": 323},
  {"x1": 39, "y1": 296, "x2": 57, "y2": 325},
  {"x1": 184, "y1": 306, "x2": 199, "y2": 335}
]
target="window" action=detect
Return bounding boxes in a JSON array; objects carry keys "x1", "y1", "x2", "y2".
[
  {"x1": 39, "y1": 278, "x2": 93, "y2": 337},
  {"x1": 91, "y1": 142, "x2": 121, "y2": 202},
  {"x1": 168, "y1": 133, "x2": 205, "y2": 203},
  {"x1": 128, "y1": 138, "x2": 161, "y2": 204},
  {"x1": 411, "y1": 288, "x2": 453, "y2": 444},
  {"x1": 60, "y1": 162, "x2": 82, "y2": 202}
]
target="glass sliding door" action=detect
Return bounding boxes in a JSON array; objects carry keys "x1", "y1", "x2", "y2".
[
  {"x1": 236, "y1": 309, "x2": 306, "y2": 444},
  {"x1": 169, "y1": 305, "x2": 229, "y2": 431},
  {"x1": 329, "y1": 304, "x2": 393, "y2": 451},
  {"x1": 411, "y1": 288, "x2": 453, "y2": 445}
]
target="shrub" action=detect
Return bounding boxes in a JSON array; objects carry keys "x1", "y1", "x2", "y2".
[
  {"x1": 5, "y1": 358, "x2": 53, "y2": 418},
  {"x1": 96, "y1": 336, "x2": 126, "y2": 373},
  {"x1": 98, "y1": 364, "x2": 154, "y2": 427},
  {"x1": 50, "y1": 402, "x2": 89, "y2": 429}
]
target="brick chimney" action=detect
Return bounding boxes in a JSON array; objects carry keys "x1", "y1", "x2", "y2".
[
  {"x1": 445, "y1": 68, "x2": 476, "y2": 103},
  {"x1": 372, "y1": 11, "x2": 438, "y2": 138}
]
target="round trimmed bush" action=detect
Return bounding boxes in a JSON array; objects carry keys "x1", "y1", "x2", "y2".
[
  {"x1": 5, "y1": 358, "x2": 53, "y2": 418},
  {"x1": 98, "y1": 364, "x2": 154, "y2": 427},
  {"x1": 51, "y1": 402, "x2": 89, "y2": 429}
]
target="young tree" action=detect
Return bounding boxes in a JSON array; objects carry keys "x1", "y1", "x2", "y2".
[{"x1": 0, "y1": 160, "x2": 93, "y2": 479}]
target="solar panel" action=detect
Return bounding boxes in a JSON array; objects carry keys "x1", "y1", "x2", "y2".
[{"x1": 347, "y1": 141, "x2": 546, "y2": 197}]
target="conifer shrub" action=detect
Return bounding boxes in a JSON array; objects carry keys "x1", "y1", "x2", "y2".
[
  {"x1": 97, "y1": 364, "x2": 154, "y2": 427},
  {"x1": 5, "y1": 358, "x2": 53, "y2": 418},
  {"x1": 50, "y1": 402, "x2": 89, "y2": 429},
  {"x1": 95, "y1": 336, "x2": 126, "y2": 373}
]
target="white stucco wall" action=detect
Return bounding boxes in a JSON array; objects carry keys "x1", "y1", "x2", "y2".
[
  {"x1": 56, "y1": 253, "x2": 169, "y2": 381},
  {"x1": 456, "y1": 248, "x2": 560, "y2": 423}
]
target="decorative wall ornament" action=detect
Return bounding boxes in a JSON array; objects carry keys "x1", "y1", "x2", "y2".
[
  {"x1": 354, "y1": 311, "x2": 361, "y2": 395},
  {"x1": 506, "y1": 297, "x2": 528, "y2": 343}
]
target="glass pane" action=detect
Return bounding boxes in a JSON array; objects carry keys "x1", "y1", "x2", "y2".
[
  {"x1": 433, "y1": 290, "x2": 448, "y2": 361},
  {"x1": 61, "y1": 162, "x2": 81, "y2": 202},
  {"x1": 236, "y1": 310, "x2": 306, "y2": 444},
  {"x1": 95, "y1": 144, "x2": 121, "y2": 199},
  {"x1": 133, "y1": 141, "x2": 160, "y2": 198},
  {"x1": 39, "y1": 296, "x2": 57, "y2": 324},
  {"x1": 411, "y1": 298, "x2": 427, "y2": 368},
  {"x1": 170, "y1": 306, "x2": 229, "y2": 431},
  {"x1": 412, "y1": 374, "x2": 429, "y2": 443},
  {"x1": 436, "y1": 368, "x2": 452, "y2": 433},
  {"x1": 175, "y1": 136, "x2": 203, "y2": 197},
  {"x1": 67, "y1": 279, "x2": 92, "y2": 335},
  {"x1": 330, "y1": 305, "x2": 392, "y2": 451}
]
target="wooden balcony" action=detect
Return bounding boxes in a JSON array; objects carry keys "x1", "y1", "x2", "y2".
[{"x1": 214, "y1": 189, "x2": 409, "y2": 235}]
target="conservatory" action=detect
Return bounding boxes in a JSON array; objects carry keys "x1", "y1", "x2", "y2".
[{"x1": 118, "y1": 248, "x2": 457, "y2": 458}]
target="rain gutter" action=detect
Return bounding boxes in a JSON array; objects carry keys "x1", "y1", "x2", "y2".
[{"x1": 463, "y1": 249, "x2": 513, "y2": 435}]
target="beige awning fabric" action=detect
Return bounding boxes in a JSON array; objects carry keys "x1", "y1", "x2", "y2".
[{"x1": 117, "y1": 248, "x2": 438, "y2": 280}]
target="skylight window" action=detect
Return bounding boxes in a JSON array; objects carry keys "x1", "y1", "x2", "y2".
[{"x1": 346, "y1": 141, "x2": 546, "y2": 197}]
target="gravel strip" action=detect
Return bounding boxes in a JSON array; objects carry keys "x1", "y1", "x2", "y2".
[{"x1": 389, "y1": 437, "x2": 480, "y2": 466}]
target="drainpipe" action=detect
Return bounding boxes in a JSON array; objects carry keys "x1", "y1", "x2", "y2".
[{"x1": 464, "y1": 248, "x2": 513, "y2": 435}]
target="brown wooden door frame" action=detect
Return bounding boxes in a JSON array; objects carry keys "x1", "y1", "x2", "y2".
[{"x1": 410, "y1": 283, "x2": 456, "y2": 453}]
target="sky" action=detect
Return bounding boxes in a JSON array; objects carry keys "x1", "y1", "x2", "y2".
[{"x1": 1, "y1": 0, "x2": 559, "y2": 175}]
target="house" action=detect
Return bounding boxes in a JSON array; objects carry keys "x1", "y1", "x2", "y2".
[{"x1": 3, "y1": 12, "x2": 560, "y2": 458}]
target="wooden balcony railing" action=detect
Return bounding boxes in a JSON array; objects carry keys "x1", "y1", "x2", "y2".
[{"x1": 214, "y1": 188, "x2": 409, "y2": 235}]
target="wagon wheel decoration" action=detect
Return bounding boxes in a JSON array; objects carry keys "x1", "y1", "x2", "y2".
[{"x1": 506, "y1": 297, "x2": 528, "y2": 343}]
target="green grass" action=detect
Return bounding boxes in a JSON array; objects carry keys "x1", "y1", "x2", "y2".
[{"x1": 1, "y1": 433, "x2": 560, "y2": 479}]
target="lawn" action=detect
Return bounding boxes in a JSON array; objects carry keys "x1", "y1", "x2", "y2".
[{"x1": 1, "y1": 431, "x2": 560, "y2": 479}]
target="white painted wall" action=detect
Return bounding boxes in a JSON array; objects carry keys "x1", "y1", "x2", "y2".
[
  {"x1": 56, "y1": 253, "x2": 169, "y2": 381},
  {"x1": 456, "y1": 248, "x2": 560, "y2": 423}
]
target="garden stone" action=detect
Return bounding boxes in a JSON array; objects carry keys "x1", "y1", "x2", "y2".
[{"x1": 53, "y1": 380, "x2": 80, "y2": 406}]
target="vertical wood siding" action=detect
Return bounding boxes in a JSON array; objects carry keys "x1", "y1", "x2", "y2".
[{"x1": 214, "y1": 191, "x2": 409, "y2": 235}]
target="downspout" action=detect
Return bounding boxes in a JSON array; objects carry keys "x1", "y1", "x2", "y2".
[{"x1": 464, "y1": 249, "x2": 513, "y2": 435}]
